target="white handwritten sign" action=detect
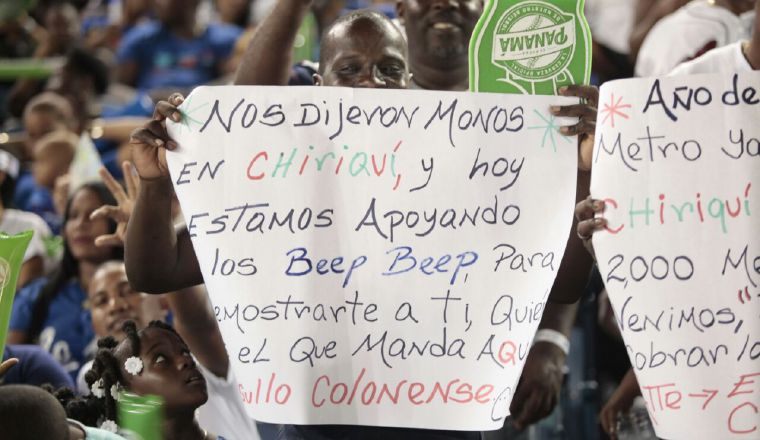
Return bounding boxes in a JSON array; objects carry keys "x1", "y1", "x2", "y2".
[
  {"x1": 167, "y1": 86, "x2": 577, "y2": 429},
  {"x1": 591, "y1": 73, "x2": 760, "y2": 440}
]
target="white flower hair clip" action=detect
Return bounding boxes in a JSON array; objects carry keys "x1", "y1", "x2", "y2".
[
  {"x1": 100, "y1": 419, "x2": 118, "y2": 433},
  {"x1": 110, "y1": 384, "x2": 121, "y2": 401},
  {"x1": 90, "y1": 378, "x2": 105, "y2": 399},
  {"x1": 124, "y1": 356, "x2": 143, "y2": 375}
]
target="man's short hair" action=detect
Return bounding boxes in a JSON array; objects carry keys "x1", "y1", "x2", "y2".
[
  {"x1": 318, "y1": 9, "x2": 406, "y2": 74},
  {"x1": 0, "y1": 385, "x2": 70, "y2": 440},
  {"x1": 65, "y1": 47, "x2": 110, "y2": 96},
  {"x1": 23, "y1": 92, "x2": 75, "y2": 127}
]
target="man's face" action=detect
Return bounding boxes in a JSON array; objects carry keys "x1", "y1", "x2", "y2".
[
  {"x1": 44, "y1": 5, "x2": 80, "y2": 49},
  {"x1": 317, "y1": 19, "x2": 410, "y2": 89},
  {"x1": 153, "y1": 0, "x2": 197, "y2": 25},
  {"x1": 23, "y1": 110, "x2": 63, "y2": 158},
  {"x1": 88, "y1": 264, "x2": 165, "y2": 339},
  {"x1": 398, "y1": 0, "x2": 483, "y2": 63}
]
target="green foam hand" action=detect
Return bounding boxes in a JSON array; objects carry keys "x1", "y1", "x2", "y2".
[
  {"x1": 469, "y1": 0, "x2": 592, "y2": 95},
  {"x1": 0, "y1": 231, "x2": 34, "y2": 357}
]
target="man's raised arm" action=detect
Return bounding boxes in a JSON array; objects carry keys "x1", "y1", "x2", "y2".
[
  {"x1": 125, "y1": 94, "x2": 204, "y2": 293},
  {"x1": 234, "y1": 0, "x2": 314, "y2": 85}
]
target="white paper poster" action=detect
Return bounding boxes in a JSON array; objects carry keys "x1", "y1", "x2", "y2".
[
  {"x1": 591, "y1": 73, "x2": 760, "y2": 440},
  {"x1": 167, "y1": 85, "x2": 577, "y2": 430}
]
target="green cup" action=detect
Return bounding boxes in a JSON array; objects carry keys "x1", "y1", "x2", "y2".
[{"x1": 118, "y1": 392, "x2": 164, "y2": 440}]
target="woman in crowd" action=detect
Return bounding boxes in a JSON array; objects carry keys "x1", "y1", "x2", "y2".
[{"x1": 7, "y1": 182, "x2": 122, "y2": 382}]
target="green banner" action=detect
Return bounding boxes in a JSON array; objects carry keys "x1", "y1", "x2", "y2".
[
  {"x1": 469, "y1": 0, "x2": 592, "y2": 95},
  {"x1": 0, "y1": 231, "x2": 33, "y2": 356}
]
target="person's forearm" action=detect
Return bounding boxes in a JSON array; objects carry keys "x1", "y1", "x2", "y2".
[
  {"x1": 619, "y1": 368, "x2": 641, "y2": 397},
  {"x1": 746, "y1": 29, "x2": 760, "y2": 69},
  {"x1": 167, "y1": 285, "x2": 229, "y2": 377},
  {"x1": 549, "y1": 170, "x2": 593, "y2": 303},
  {"x1": 99, "y1": 117, "x2": 150, "y2": 143},
  {"x1": 233, "y1": 0, "x2": 313, "y2": 85},
  {"x1": 533, "y1": 302, "x2": 578, "y2": 365},
  {"x1": 538, "y1": 302, "x2": 578, "y2": 336},
  {"x1": 125, "y1": 177, "x2": 201, "y2": 292}
]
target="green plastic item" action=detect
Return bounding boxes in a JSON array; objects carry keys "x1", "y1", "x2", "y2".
[
  {"x1": 118, "y1": 392, "x2": 164, "y2": 440},
  {"x1": 469, "y1": 0, "x2": 592, "y2": 95},
  {"x1": 0, "y1": 231, "x2": 34, "y2": 357},
  {"x1": 293, "y1": 12, "x2": 318, "y2": 62},
  {"x1": 0, "y1": 0, "x2": 37, "y2": 23},
  {"x1": 0, "y1": 58, "x2": 63, "y2": 80}
]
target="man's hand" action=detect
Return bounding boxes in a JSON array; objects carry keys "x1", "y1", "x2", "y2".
[
  {"x1": 129, "y1": 93, "x2": 184, "y2": 180},
  {"x1": 552, "y1": 85, "x2": 599, "y2": 171},
  {"x1": 599, "y1": 369, "x2": 640, "y2": 439},
  {"x1": 90, "y1": 162, "x2": 139, "y2": 247},
  {"x1": 509, "y1": 342, "x2": 566, "y2": 431},
  {"x1": 575, "y1": 196, "x2": 607, "y2": 260},
  {"x1": 0, "y1": 358, "x2": 19, "y2": 380}
]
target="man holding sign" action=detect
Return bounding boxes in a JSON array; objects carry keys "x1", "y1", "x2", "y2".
[
  {"x1": 396, "y1": 0, "x2": 597, "y2": 434},
  {"x1": 575, "y1": 3, "x2": 760, "y2": 437},
  {"x1": 125, "y1": 1, "x2": 597, "y2": 439}
]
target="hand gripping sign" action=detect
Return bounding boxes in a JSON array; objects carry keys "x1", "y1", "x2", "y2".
[
  {"x1": 591, "y1": 73, "x2": 760, "y2": 440},
  {"x1": 167, "y1": 86, "x2": 578, "y2": 429}
]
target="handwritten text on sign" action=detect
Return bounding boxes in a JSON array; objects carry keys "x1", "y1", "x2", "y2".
[
  {"x1": 591, "y1": 73, "x2": 760, "y2": 440},
  {"x1": 167, "y1": 86, "x2": 577, "y2": 429}
]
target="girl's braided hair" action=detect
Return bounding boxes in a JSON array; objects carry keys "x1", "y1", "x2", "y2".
[{"x1": 49, "y1": 320, "x2": 183, "y2": 427}]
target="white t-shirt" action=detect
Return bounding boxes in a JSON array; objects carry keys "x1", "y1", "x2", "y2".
[
  {"x1": 196, "y1": 362, "x2": 260, "y2": 440},
  {"x1": 669, "y1": 41, "x2": 753, "y2": 75},
  {"x1": 585, "y1": 0, "x2": 636, "y2": 54},
  {"x1": 636, "y1": 1, "x2": 755, "y2": 77},
  {"x1": 0, "y1": 209, "x2": 56, "y2": 270},
  {"x1": 77, "y1": 360, "x2": 260, "y2": 440}
]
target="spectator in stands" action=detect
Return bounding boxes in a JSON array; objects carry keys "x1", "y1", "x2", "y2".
[
  {"x1": 116, "y1": 0, "x2": 242, "y2": 94},
  {"x1": 635, "y1": 0, "x2": 755, "y2": 77},
  {"x1": 7, "y1": 182, "x2": 122, "y2": 383},
  {"x1": 0, "y1": 384, "x2": 71, "y2": 440},
  {"x1": 670, "y1": 0, "x2": 760, "y2": 74},
  {"x1": 1, "y1": 345, "x2": 74, "y2": 389},
  {"x1": 16, "y1": 92, "x2": 78, "y2": 234},
  {"x1": 54, "y1": 320, "x2": 230, "y2": 439},
  {"x1": 0, "y1": 149, "x2": 56, "y2": 285}
]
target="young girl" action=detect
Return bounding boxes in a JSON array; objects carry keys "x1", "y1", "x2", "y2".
[
  {"x1": 58, "y1": 320, "x2": 225, "y2": 440},
  {"x1": 8, "y1": 182, "x2": 122, "y2": 381}
]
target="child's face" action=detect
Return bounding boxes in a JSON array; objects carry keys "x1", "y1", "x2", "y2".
[
  {"x1": 88, "y1": 264, "x2": 166, "y2": 339},
  {"x1": 117, "y1": 327, "x2": 208, "y2": 413},
  {"x1": 32, "y1": 142, "x2": 71, "y2": 189},
  {"x1": 24, "y1": 111, "x2": 63, "y2": 158}
]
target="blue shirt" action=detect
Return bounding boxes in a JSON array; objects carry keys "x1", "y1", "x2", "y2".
[
  {"x1": 116, "y1": 21, "x2": 242, "y2": 91},
  {"x1": 2, "y1": 344, "x2": 74, "y2": 389},
  {"x1": 9, "y1": 278, "x2": 95, "y2": 383},
  {"x1": 13, "y1": 171, "x2": 62, "y2": 235}
]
